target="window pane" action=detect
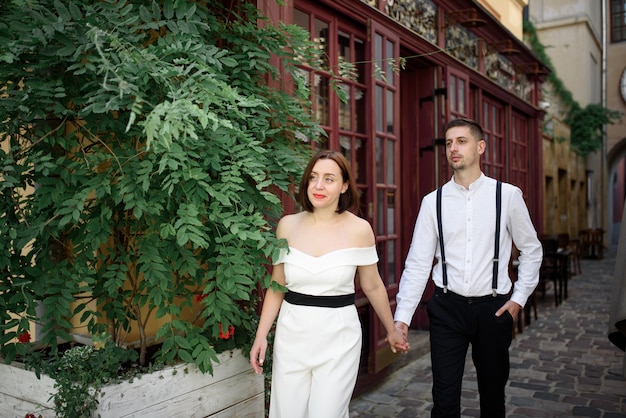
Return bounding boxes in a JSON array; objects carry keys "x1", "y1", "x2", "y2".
[
  {"x1": 355, "y1": 38, "x2": 366, "y2": 84},
  {"x1": 375, "y1": 34, "x2": 383, "y2": 80},
  {"x1": 376, "y1": 85, "x2": 384, "y2": 132},
  {"x1": 450, "y1": 76, "x2": 457, "y2": 111},
  {"x1": 377, "y1": 188, "x2": 385, "y2": 235},
  {"x1": 293, "y1": 9, "x2": 309, "y2": 31},
  {"x1": 355, "y1": 138, "x2": 366, "y2": 183},
  {"x1": 491, "y1": 106, "x2": 498, "y2": 164},
  {"x1": 359, "y1": 187, "x2": 368, "y2": 220},
  {"x1": 339, "y1": 84, "x2": 351, "y2": 130},
  {"x1": 483, "y1": 102, "x2": 489, "y2": 126},
  {"x1": 386, "y1": 39, "x2": 394, "y2": 86},
  {"x1": 387, "y1": 141, "x2": 394, "y2": 183},
  {"x1": 315, "y1": 75, "x2": 329, "y2": 125},
  {"x1": 612, "y1": 0, "x2": 626, "y2": 41},
  {"x1": 483, "y1": 103, "x2": 489, "y2": 164},
  {"x1": 314, "y1": 18, "x2": 329, "y2": 70},
  {"x1": 386, "y1": 90, "x2": 394, "y2": 134},
  {"x1": 387, "y1": 240, "x2": 395, "y2": 284},
  {"x1": 340, "y1": 135, "x2": 351, "y2": 158},
  {"x1": 338, "y1": 30, "x2": 350, "y2": 62},
  {"x1": 376, "y1": 137, "x2": 383, "y2": 183},
  {"x1": 458, "y1": 79, "x2": 465, "y2": 114},
  {"x1": 355, "y1": 87, "x2": 366, "y2": 133},
  {"x1": 387, "y1": 190, "x2": 395, "y2": 234}
]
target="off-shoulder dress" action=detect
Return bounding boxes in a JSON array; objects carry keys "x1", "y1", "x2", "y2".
[{"x1": 269, "y1": 246, "x2": 378, "y2": 418}]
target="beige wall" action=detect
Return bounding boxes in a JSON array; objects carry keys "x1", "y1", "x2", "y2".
[
  {"x1": 605, "y1": 0, "x2": 626, "y2": 246},
  {"x1": 529, "y1": 1, "x2": 602, "y2": 106},
  {"x1": 529, "y1": 1, "x2": 620, "y2": 241},
  {"x1": 606, "y1": 38, "x2": 626, "y2": 155},
  {"x1": 533, "y1": 0, "x2": 626, "y2": 245},
  {"x1": 477, "y1": 0, "x2": 528, "y2": 39},
  {"x1": 542, "y1": 116, "x2": 587, "y2": 236}
]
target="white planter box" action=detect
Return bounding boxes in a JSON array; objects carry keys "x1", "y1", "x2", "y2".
[{"x1": 0, "y1": 349, "x2": 264, "y2": 418}]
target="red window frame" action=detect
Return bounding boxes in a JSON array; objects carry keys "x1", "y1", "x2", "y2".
[
  {"x1": 611, "y1": 0, "x2": 626, "y2": 42},
  {"x1": 481, "y1": 97, "x2": 505, "y2": 179},
  {"x1": 510, "y1": 112, "x2": 529, "y2": 193}
]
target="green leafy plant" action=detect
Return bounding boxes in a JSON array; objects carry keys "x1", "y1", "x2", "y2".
[
  {"x1": 0, "y1": 1, "x2": 321, "y2": 415},
  {"x1": 524, "y1": 20, "x2": 622, "y2": 155},
  {"x1": 564, "y1": 102, "x2": 623, "y2": 155},
  {"x1": 27, "y1": 341, "x2": 139, "y2": 417}
]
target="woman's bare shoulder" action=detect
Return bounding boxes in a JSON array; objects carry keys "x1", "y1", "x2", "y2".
[
  {"x1": 344, "y1": 212, "x2": 375, "y2": 246},
  {"x1": 276, "y1": 212, "x2": 306, "y2": 239}
]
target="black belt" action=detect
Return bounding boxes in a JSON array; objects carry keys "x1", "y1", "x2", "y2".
[
  {"x1": 284, "y1": 291, "x2": 355, "y2": 308},
  {"x1": 435, "y1": 287, "x2": 507, "y2": 304}
]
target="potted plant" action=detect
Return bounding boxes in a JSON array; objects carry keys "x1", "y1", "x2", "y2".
[{"x1": 0, "y1": 0, "x2": 320, "y2": 416}]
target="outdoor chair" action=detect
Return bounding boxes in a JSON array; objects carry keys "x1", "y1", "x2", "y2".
[{"x1": 538, "y1": 235, "x2": 565, "y2": 306}]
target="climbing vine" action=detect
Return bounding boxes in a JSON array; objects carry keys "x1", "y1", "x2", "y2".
[{"x1": 524, "y1": 20, "x2": 622, "y2": 156}]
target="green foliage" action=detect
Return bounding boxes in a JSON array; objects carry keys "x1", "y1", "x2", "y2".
[
  {"x1": 26, "y1": 342, "x2": 139, "y2": 418},
  {"x1": 565, "y1": 103, "x2": 623, "y2": 155},
  {"x1": 523, "y1": 20, "x2": 574, "y2": 107},
  {"x1": 0, "y1": 0, "x2": 320, "y2": 407},
  {"x1": 524, "y1": 20, "x2": 623, "y2": 156}
]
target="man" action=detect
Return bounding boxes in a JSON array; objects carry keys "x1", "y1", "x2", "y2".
[{"x1": 394, "y1": 118, "x2": 543, "y2": 417}]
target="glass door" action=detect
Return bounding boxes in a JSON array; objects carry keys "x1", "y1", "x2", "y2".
[{"x1": 369, "y1": 19, "x2": 400, "y2": 374}]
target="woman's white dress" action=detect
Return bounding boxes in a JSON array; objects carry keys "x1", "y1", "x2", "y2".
[{"x1": 269, "y1": 246, "x2": 378, "y2": 418}]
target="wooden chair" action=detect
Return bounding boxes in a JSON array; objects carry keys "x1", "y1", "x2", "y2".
[
  {"x1": 538, "y1": 235, "x2": 563, "y2": 306},
  {"x1": 556, "y1": 233, "x2": 572, "y2": 300},
  {"x1": 590, "y1": 229, "x2": 604, "y2": 259},
  {"x1": 580, "y1": 228, "x2": 605, "y2": 259},
  {"x1": 566, "y1": 237, "x2": 582, "y2": 275}
]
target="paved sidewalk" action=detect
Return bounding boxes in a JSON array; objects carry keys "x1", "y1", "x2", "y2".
[{"x1": 350, "y1": 248, "x2": 626, "y2": 417}]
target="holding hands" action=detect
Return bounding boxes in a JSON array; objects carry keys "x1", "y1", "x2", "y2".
[
  {"x1": 387, "y1": 325, "x2": 410, "y2": 353},
  {"x1": 391, "y1": 321, "x2": 410, "y2": 353}
]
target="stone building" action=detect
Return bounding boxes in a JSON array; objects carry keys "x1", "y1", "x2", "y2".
[
  {"x1": 528, "y1": 0, "x2": 626, "y2": 246},
  {"x1": 260, "y1": 0, "x2": 555, "y2": 392}
]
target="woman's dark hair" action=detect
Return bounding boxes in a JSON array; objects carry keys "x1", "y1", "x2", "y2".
[
  {"x1": 298, "y1": 150, "x2": 360, "y2": 214},
  {"x1": 444, "y1": 117, "x2": 485, "y2": 142}
]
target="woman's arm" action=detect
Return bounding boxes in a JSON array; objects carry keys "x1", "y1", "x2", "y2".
[
  {"x1": 249, "y1": 217, "x2": 291, "y2": 374},
  {"x1": 358, "y1": 264, "x2": 409, "y2": 353},
  {"x1": 249, "y1": 263, "x2": 286, "y2": 374}
]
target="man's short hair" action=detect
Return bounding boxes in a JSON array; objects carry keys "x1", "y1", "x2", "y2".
[{"x1": 444, "y1": 118, "x2": 485, "y2": 142}]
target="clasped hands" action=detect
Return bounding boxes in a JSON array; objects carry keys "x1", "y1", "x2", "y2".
[{"x1": 386, "y1": 321, "x2": 410, "y2": 353}]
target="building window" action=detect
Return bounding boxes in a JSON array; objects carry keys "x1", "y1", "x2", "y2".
[
  {"x1": 611, "y1": 0, "x2": 626, "y2": 42},
  {"x1": 293, "y1": 6, "x2": 369, "y2": 208},
  {"x1": 481, "y1": 98, "x2": 505, "y2": 179},
  {"x1": 510, "y1": 113, "x2": 529, "y2": 193},
  {"x1": 372, "y1": 28, "x2": 399, "y2": 286},
  {"x1": 293, "y1": 8, "x2": 332, "y2": 133},
  {"x1": 336, "y1": 28, "x2": 368, "y2": 216},
  {"x1": 449, "y1": 71, "x2": 468, "y2": 118}
]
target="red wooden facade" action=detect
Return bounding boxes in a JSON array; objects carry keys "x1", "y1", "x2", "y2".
[{"x1": 259, "y1": 0, "x2": 548, "y2": 394}]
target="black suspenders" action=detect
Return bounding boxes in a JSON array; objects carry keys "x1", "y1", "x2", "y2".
[
  {"x1": 436, "y1": 181, "x2": 502, "y2": 296},
  {"x1": 492, "y1": 181, "x2": 502, "y2": 296},
  {"x1": 436, "y1": 187, "x2": 448, "y2": 292}
]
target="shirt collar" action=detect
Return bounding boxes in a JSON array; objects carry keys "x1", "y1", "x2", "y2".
[{"x1": 450, "y1": 172, "x2": 486, "y2": 191}]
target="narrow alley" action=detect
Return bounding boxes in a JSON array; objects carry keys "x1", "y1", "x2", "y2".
[{"x1": 350, "y1": 249, "x2": 626, "y2": 418}]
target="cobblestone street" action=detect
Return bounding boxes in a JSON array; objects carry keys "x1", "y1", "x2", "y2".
[{"x1": 350, "y1": 249, "x2": 626, "y2": 417}]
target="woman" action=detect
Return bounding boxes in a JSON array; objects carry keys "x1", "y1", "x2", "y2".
[{"x1": 249, "y1": 150, "x2": 409, "y2": 418}]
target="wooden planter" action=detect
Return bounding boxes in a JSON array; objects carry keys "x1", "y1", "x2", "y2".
[{"x1": 0, "y1": 349, "x2": 264, "y2": 418}]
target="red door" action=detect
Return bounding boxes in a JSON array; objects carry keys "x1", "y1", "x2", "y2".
[{"x1": 366, "y1": 19, "x2": 401, "y2": 374}]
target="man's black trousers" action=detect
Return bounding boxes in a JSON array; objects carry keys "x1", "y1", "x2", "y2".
[{"x1": 427, "y1": 287, "x2": 514, "y2": 418}]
